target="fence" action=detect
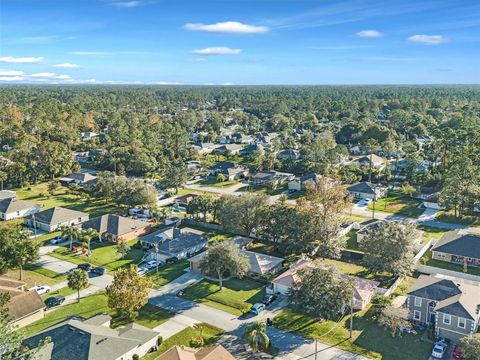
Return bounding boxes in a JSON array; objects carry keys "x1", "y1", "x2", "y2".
[
  {"x1": 182, "y1": 218, "x2": 224, "y2": 232},
  {"x1": 375, "y1": 276, "x2": 404, "y2": 297},
  {"x1": 415, "y1": 264, "x2": 480, "y2": 284},
  {"x1": 414, "y1": 238, "x2": 436, "y2": 263}
]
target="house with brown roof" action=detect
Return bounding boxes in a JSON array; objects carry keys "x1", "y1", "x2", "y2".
[
  {"x1": 268, "y1": 259, "x2": 379, "y2": 310},
  {"x1": 156, "y1": 345, "x2": 235, "y2": 360},
  {"x1": 0, "y1": 197, "x2": 40, "y2": 221},
  {"x1": 24, "y1": 207, "x2": 89, "y2": 232},
  {"x1": 0, "y1": 276, "x2": 45, "y2": 328},
  {"x1": 80, "y1": 214, "x2": 151, "y2": 242},
  {"x1": 431, "y1": 230, "x2": 480, "y2": 267}
]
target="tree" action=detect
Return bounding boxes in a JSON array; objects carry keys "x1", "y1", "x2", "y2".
[
  {"x1": 288, "y1": 265, "x2": 355, "y2": 320},
  {"x1": 459, "y1": 334, "x2": 480, "y2": 360},
  {"x1": 401, "y1": 183, "x2": 416, "y2": 197},
  {"x1": 61, "y1": 225, "x2": 80, "y2": 251},
  {"x1": 79, "y1": 228, "x2": 99, "y2": 256},
  {"x1": 159, "y1": 163, "x2": 189, "y2": 194},
  {"x1": 116, "y1": 240, "x2": 130, "y2": 259},
  {"x1": 199, "y1": 242, "x2": 249, "y2": 290},
  {"x1": 0, "y1": 171, "x2": 7, "y2": 191},
  {"x1": 47, "y1": 180, "x2": 60, "y2": 196},
  {"x1": 377, "y1": 306, "x2": 409, "y2": 337},
  {"x1": 186, "y1": 194, "x2": 214, "y2": 222},
  {"x1": 216, "y1": 173, "x2": 226, "y2": 182},
  {"x1": 67, "y1": 269, "x2": 89, "y2": 303},
  {"x1": 0, "y1": 293, "x2": 23, "y2": 359},
  {"x1": 67, "y1": 182, "x2": 82, "y2": 198},
  {"x1": 10, "y1": 234, "x2": 40, "y2": 281},
  {"x1": 360, "y1": 221, "x2": 419, "y2": 278},
  {"x1": 106, "y1": 266, "x2": 151, "y2": 320},
  {"x1": 245, "y1": 321, "x2": 270, "y2": 352}
]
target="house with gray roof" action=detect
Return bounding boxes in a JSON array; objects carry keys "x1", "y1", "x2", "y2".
[
  {"x1": 22, "y1": 314, "x2": 159, "y2": 360},
  {"x1": 250, "y1": 170, "x2": 294, "y2": 187},
  {"x1": 407, "y1": 275, "x2": 480, "y2": 340},
  {"x1": 288, "y1": 173, "x2": 321, "y2": 191},
  {"x1": 59, "y1": 172, "x2": 97, "y2": 186},
  {"x1": 24, "y1": 207, "x2": 89, "y2": 232},
  {"x1": 140, "y1": 227, "x2": 207, "y2": 260},
  {"x1": 347, "y1": 182, "x2": 387, "y2": 200},
  {"x1": 0, "y1": 197, "x2": 40, "y2": 221},
  {"x1": 81, "y1": 214, "x2": 151, "y2": 242},
  {"x1": 0, "y1": 190, "x2": 16, "y2": 200},
  {"x1": 208, "y1": 161, "x2": 249, "y2": 181},
  {"x1": 431, "y1": 230, "x2": 480, "y2": 267}
]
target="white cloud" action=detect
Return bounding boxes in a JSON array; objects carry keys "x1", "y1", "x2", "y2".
[
  {"x1": 355, "y1": 30, "x2": 383, "y2": 38},
  {"x1": 55, "y1": 74, "x2": 71, "y2": 80},
  {"x1": 53, "y1": 63, "x2": 80, "y2": 68},
  {"x1": 0, "y1": 70, "x2": 24, "y2": 76},
  {"x1": 192, "y1": 47, "x2": 241, "y2": 55},
  {"x1": 156, "y1": 81, "x2": 184, "y2": 85},
  {"x1": 0, "y1": 56, "x2": 44, "y2": 63},
  {"x1": 111, "y1": 1, "x2": 141, "y2": 8},
  {"x1": 408, "y1": 34, "x2": 448, "y2": 44},
  {"x1": 356, "y1": 56, "x2": 416, "y2": 61},
  {"x1": 184, "y1": 21, "x2": 268, "y2": 34},
  {"x1": 29, "y1": 72, "x2": 56, "y2": 78},
  {"x1": 0, "y1": 76, "x2": 25, "y2": 81}
]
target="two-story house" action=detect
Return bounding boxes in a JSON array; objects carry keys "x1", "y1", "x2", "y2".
[
  {"x1": 431, "y1": 230, "x2": 480, "y2": 268},
  {"x1": 407, "y1": 275, "x2": 480, "y2": 341}
]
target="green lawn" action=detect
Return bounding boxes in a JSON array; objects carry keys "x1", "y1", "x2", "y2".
[
  {"x1": 198, "y1": 178, "x2": 240, "y2": 188},
  {"x1": 344, "y1": 230, "x2": 360, "y2": 251},
  {"x1": 182, "y1": 278, "x2": 265, "y2": 316},
  {"x1": 23, "y1": 293, "x2": 174, "y2": 337},
  {"x1": 421, "y1": 250, "x2": 480, "y2": 276},
  {"x1": 146, "y1": 260, "x2": 189, "y2": 288},
  {"x1": 274, "y1": 308, "x2": 432, "y2": 360},
  {"x1": 5, "y1": 264, "x2": 66, "y2": 288},
  {"x1": 237, "y1": 184, "x2": 288, "y2": 196},
  {"x1": 418, "y1": 225, "x2": 450, "y2": 244},
  {"x1": 436, "y1": 210, "x2": 480, "y2": 226},
  {"x1": 41, "y1": 286, "x2": 76, "y2": 300},
  {"x1": 49, "y1": 238, "x2": 144, "y2": 272},
  {"x1": 143, "y1": 323, "x2": 224, "y2": 360},
  {"x1": 367, "y1": 191, "x2": 423, "y2": 218}
]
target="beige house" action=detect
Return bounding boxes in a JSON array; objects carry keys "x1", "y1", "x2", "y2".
[
  {"x1": 81, "y1": 214, "x2": 151, "y2": 242},
  {"x1": 0, "y1": 197, "x2": 40, "y2": 221},
  {"x1": 24, "y1": 207, "x2": 89, "y2": 232},
  {"x1": 431, "y1": 230, "x2": 480, "y2": 267},
  {"x1": 157, "y1": 345, "x2": 235, "y2": 360}
]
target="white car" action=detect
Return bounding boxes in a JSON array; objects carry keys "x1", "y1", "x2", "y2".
[
  {"x1": 144, "y1": 260, "x2": 162, "y2": 270},
  {"x1": 137, "y1": 267, "x2": 148, "y2": 276},
  {"x1": 50, "y1": 235, "x2": 65, "y2": 245},
  {"x1": 431, "y1": 340, "x2": 448, "y2": 359},
  {"x1": 29, "y1": 285, "x2": 51, "y2": 295}
]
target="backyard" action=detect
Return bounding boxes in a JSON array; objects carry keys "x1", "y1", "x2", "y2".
[
  {"x1": 182, "y1": 278, "x2": 266, "y2": 316},
  {"x1": 5, "y1": 264, "x2": 66, "y2": 288},
  {"x1": 420, "y1": 250, "x2": 480, "y2": 276},
  {"x1": 436, "y1": 210, "x2": 480, "y2": 226},
  {"x1": 367, "y1": 191, "x2": 423, "y2": 218}
]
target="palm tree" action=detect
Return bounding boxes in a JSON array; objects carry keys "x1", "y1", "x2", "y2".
[
  {"x1": 245, "y1": 321, "x2": 270, "y2": 352},
  {"x1": 0, "y1": 171, "x2": 7, "y2": 191},
  {"x1": 67, "y1": 269, "x2": 89, "y2": 302},
  {"x1": 80, "y1": 228, "x2": 99, "y2": 256},
  {"x1": 61, "y1": 225, "x2": 80, "y2": 251}
]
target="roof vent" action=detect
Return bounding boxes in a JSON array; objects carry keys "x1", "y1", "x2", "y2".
[
  {"x1": 68, "y1": 327, "x2": 75, "y2": 331},
  {"x1": 78, "y1": 331, "x2": 85, "y2": 335}
]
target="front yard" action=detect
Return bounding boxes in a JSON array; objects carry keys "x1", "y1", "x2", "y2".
[
  {"x1": 181, "y1": 278, "x2": 265, "y2": 316},
  {"x1": 273, "y1": 307, "x2": 432, "y2": 360},
  {"x1": 436, "y1": 210, "x2": 480, "y2": 226},
  {"x1": 5, "y1": 264, "x2": 66, "y2": 288},
  {"x1": 197, "y1": 177, "x2": 240, "y2": 188},
  {"x1": 146, "y1": 260, "x2": 190, "y2": 288},
  {"x1": 420, "y1": 250, "x2": 480, "y2": 276},
  {"x1": 367, "y1": 191, "x2": 423, "y2": 218},
  {"x1": 418, "y1": 225, "x2": 450, "y2": 244}
]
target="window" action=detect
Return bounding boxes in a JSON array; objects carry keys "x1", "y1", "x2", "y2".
[
  {"x1": 443, "y1": 314, "x2": 451, "y2": 325},
  {"x1": 458, "y1": 317, "x2": 466, "y2": 329},
  {"x1": 414, "y1": 297, "x2": 422, "y2": 307},
  {"x1": 413, "y1": 310, "x2": 421, "y2": 321}
]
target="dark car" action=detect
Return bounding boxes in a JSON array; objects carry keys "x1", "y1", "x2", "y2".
[
  {"x1": 262, "y1": 294, "x2": 277, "y2": 305},
  {"x1": 44, "y1": 295, "x2": 65, "y2": 309},
  {"x1": 133, "y1": 242, "x2": 143, "y2": 250},
  {"x1": 91, "y1": 266, "x2": 105, "y2": 275},
  {"x1": 77, "y1": 263, "x2": 92, "y2": 272},
  {"x1": 166, "y1": 257, "x2": 179, "y2": 264},
  {"x1": 452, "y1": 345, "x2": 464, "y2": 359}
]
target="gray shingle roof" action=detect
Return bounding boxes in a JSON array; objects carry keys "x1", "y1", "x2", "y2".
[
  {"x1": 25, "y1": 207, "x2": 88, "y2": 225},
  {"x1": 347, "y1": 182, "x2": 381, "y2": 195},
  {"x1": 432, "y1": 230, "x2": 480, "y2": 259},
  {"x1": 0, "y1": 198, "x2": 36, "y2": 214},
  {"x1": 141, "y1": 227, "x2": 207, "y2": 256},
  {"x1": 81, "y1": 214, "x2": 149, "y2": 236}
]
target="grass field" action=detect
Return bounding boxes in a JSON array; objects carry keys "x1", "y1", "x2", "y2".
[
  {"x1": 367, "y1": 191, "x2": 423, "y2": 218},
  {"x1": 344, "y1": 230, "x2": 360, "y2": 251},
  {"x1": 23, "y1": 293, "x2": 174, "y2": 337},
  {"x1": 198, "y1": 177, "x2": 240, "y2": 188},
  {"x1": 5, "y1": 264, "x2": 66, "y2": 288},
  {"x1": 182, "y1": 278, "x2": 265, "y2": 316},
  {"x1": 49, "y1": 238, "x2": 143, "y2": 272},
  {"x1": 41, "y1": 286, "x2": 76, "y2": 300},
  {"x1": 421, "y1": 250, "x2": 480, "y2": 276},
  {"x1": 143, "y1": 323, "x2": 224, "y2": 360},
  {"x1": 146, "y1": 260, "x2": 189, "y2": 288},
  {"x1": 436, "y1": 210, "x2": 480, "y2": 226},
  {"x1": 274, "y1": 308, "x2": 432, "y2": 360},
  {"x1": 418, "y1": 225, "x2": 450, "y2": 244}
]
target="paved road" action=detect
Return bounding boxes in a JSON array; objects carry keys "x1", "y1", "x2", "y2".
[{"x1": 36, "y1": 254, "x2": 77, "y2": 274}]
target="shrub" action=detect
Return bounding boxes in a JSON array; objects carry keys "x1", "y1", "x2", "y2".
[
  {"x1": 189, "y1": 337, "x2": 204, "y2": 348},
  {"x1": 132, "y1": 355, "x2": 139, "y2": 360},
  {"x1": 157, "y1": 336, "x2": 163, "y2": 345}
]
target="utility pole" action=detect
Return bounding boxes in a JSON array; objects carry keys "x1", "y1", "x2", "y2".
[
  {"x1": 32, "y1": 213, "x2": 37, "y2": 238},
  {"x1": 372, "y1": 193, "x2": 377, "y2": 219},
  {"x1": 349, "y1": 297, "x2": 354, "y2": 339},
  {"x1": 314, "y1": 337, "x2": 317, "y2": 360},
  {"x1": 155, "y1": 244, "x2": 159, "y2": 273}
]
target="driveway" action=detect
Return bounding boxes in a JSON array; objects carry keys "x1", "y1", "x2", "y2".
[
  {"x1": 36, "y1": 254, "x2": 77, "y2": 274},
  {"x1": 183, "y1": 181, "x2": 248, "y2": 196},
  {"x1": 151, "y1": 270, "x2": 203, "y2": 295}
]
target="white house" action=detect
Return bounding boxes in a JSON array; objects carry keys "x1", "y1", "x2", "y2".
[
  {"x1": 0, "y1": 198, "x2": 40, "y2": 221},
  {"x1": 24, "y1": 207, "x2": 89, "y2": 232}
]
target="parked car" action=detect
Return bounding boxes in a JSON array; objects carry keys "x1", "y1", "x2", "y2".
[
  {"x1": 77, "y1": 263, "x2": 92, "y2": 272},
  {"x1": 166, "y1": 257, "x2": 179, "y2": 264},
  {"x1": 44, "y1": 295, "x2": 65, "y2": 309},
  {"x1": 137, "y1": 267, "x2": 148, "y2": 276},
  {"x1": 91, "y1": 266, "x2": 105, "y2": 275},
  {"x1": 133, "y1": 241, "x2": 143, "y2": 249},
  {"x1": 29, "y1": 285, "x2": 51, "y2": 295},
  {"x1": 145, "y1": 260, "x2": 161, "y2": 270},
  {"x1": 50, "y1": 235, "x2": 66, "y2": 245},
  {"x1": 431, "y1": 340, "x2": 448, "y2": 359},
  {"x1": 452, "y1": 345, "x2": 464, "y2": 359},
  {"x1": 250, "y1": 303, "x2": 266, "y2": 315},
  {"x1": 262, "y1": 294, "x2": 277, "y2": 306}
]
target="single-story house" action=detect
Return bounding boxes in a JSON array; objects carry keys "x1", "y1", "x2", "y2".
[
  {"x1": 353, "y1": 154, "x2": 385, "y2": 170},
  {"x1": 175, "y1": 193, "x2": 199, "y2": 208},
  {"x1": 0, "y1": 198, "x2": 40, "y2": 221},
  {"x1": 232, "y1": 133, "x2": 254, "y2": 144},
  {"x1": 239, "y1": 143, "x2": 264, "y2": 157},
  {"x1": 81, "y1": 131, "x2": 99, "y2": 141},
  {"x1": 277, "y1": 149, "x2": 300, "y2": 161},
  {"x1": 0, "y1": 277, "x2": 45, "y2": 328},
  {"x1": 288, "y1": 173, "x2": 321, "y2": 191},
  {"x1": 269, "y1": 259, "x2": 379, "y2": 310},
  {"x1": 192, "y1": 142, "x2": 222, "y2": 154},
  {"x1": 208, "y1": 161, "x2": 249, "y2": 181},
  {"x1": 0, "y1": 190, "x2": 16, "y2": 200},
  {"x1": 412, "y1": 186, "x2": 438, "y2": 200},
  {"x1": 250, "y1": 170, "x2": 295, "y2": 187},
  {"x1": 431, "y1": 230, "x2": 480, "y2": 267},
  {"x1": 190, "y1": 249, "x2": 284, "y2": 279},
  {"x1": 80, "y1": 214, "x2": 151, "y2": 242},
  {"x1": 157, "y1": 345, "x2": 235, "y2": 360},
  {"x1": 186, "y1": 160, "x2": 203, "y2": 175},
  {"x1": 59, "y1": 172, "x2": 97, "y2": 186},
  {"x1": 24, "y1": 207, "x2": 89, "y2": 232},
  {"x1": 140, "y1": 227, "x2": 208, "y2": 260},
  {"x1": 347, "y1": 182, "x2": 387, "y2": 201},
  {"x1": 214, "y1": 144, "x2": 243, "y2": 155},
  {"x1": 407, "y1": 275, "x2": 480, "y2": 341},
  {"x1": 422, "y1": 192, "x2": 445, "y2": 210},
  {"x1": 22, "y1": 314, "x2": 159, "y2": 360}
]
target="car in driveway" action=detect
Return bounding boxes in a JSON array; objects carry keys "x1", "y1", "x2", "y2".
[
  {"x1": 431, "y1": 340, "x2": 448, "y2": 359},
  {"x1": 50, "y1": 235, "x2": 66, "y2": 245},
  {"x1": 262, "y1": 294, "x2": 277, "y2": 306},
  {"x1": 77, "y1": 263, "x2": 92, "y2": 272},
  {"x1": 44, "y1": 295, "x2": 65, "y2": 309},
  {"x1": 250, "y1": 303, "x2": 266, "y2": 315},
  {"x1": 144, "y1": 260, "x2": 162, "y2": 270},
  {"x1": 91, "y1": 266, "x2": 105, "y2": 275},
  {"x1": 452, "y1": 345, "x2": 464, "y2": 359},
  {"x1": 29, "y1": 285, "x2": 51, "y2": 295},
  {"x1": 137, "y1": 267, "x2": 148, "y2": 276}
]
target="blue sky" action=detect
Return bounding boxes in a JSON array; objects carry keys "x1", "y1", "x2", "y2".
[{"x1": 0, "y1": 0, "x2": 479, "y2": 84}]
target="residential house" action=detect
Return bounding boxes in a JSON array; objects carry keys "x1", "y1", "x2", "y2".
[
  {"x1": 59, "y1": 172, "x2": 97, "y2": 186},
  {"x1": 353, "y1": 154, "x2": 385, "y2": 170},
  {"x1": 431, "y1": 230, "x2": 480, "y2": 267},
  {"x1": 156, "y1": 345, "x2": 235, "y2": 360},
  {"x1": 81, "y1": 214, "x2": 151, "y2": 242},
  {"x1": 81, "y1": 131, "x2": 99, "y2": 141},
  {"x1": 22, "y1": 314, "x2": 159, "y2": 360},
  {"x1": 0, "y1": 190, "x2": 16, "y2": 200},
  {"x1": 347, "y1": 182, "x2": 387, "y2": 201},
  {"x1": 192, "y1": 142, "x2": 221, "y2": 154},
  {"x1": 214, "y1": 144, "x2": 243, "y2": 156},
  {"x1": 422, "y1": 192, "x2": 445, "y2": 210},
  {"x1": 0, "y1": 198, "x2": 40, "y2": 221},
  {"x1": 250, "y1": 170, "x2": 295, "y2": 187},
  {"x1": 239, "y1": 143, "x2": 264, "y2": 157},
  {"x1": 0, "y1": 277, "x2": 45, "y2": 328},
  {"x1": 232, "y1": 133, "x2": 254, "y2": 144},
  {"x1": 269, "y1": 259, "x2": 379, "y2": 310},
  {"x1": 407, "y1": 275, "x2": 480, "y2": 340},
  {"x1": 208, "y1": 161, "x2": 249, "y2": 181},
  {"x1": 288, "y1": 173, "x2": 321, "y2": 191},
  {"x1": 175, "y1": 194, "x2": 199, "y2": 209},
  {"x1": 140, "y1": 227, "x2": 208, "y2": 261},
  {"x1": 186, "y1": 160, "x2": 203, "y2": 175},
  {"x1": 24, "y1": 207, "x2": 89, "y2": 232},
  {"x1": 190, "y1": 249, "x2": 284, "y2": 279},
  {"x1": 72, "y1": 151, "x2": 91, "y2": 163},
  {"x1": 277, "y1": 149, "x2": 300, "y2": 161}
]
